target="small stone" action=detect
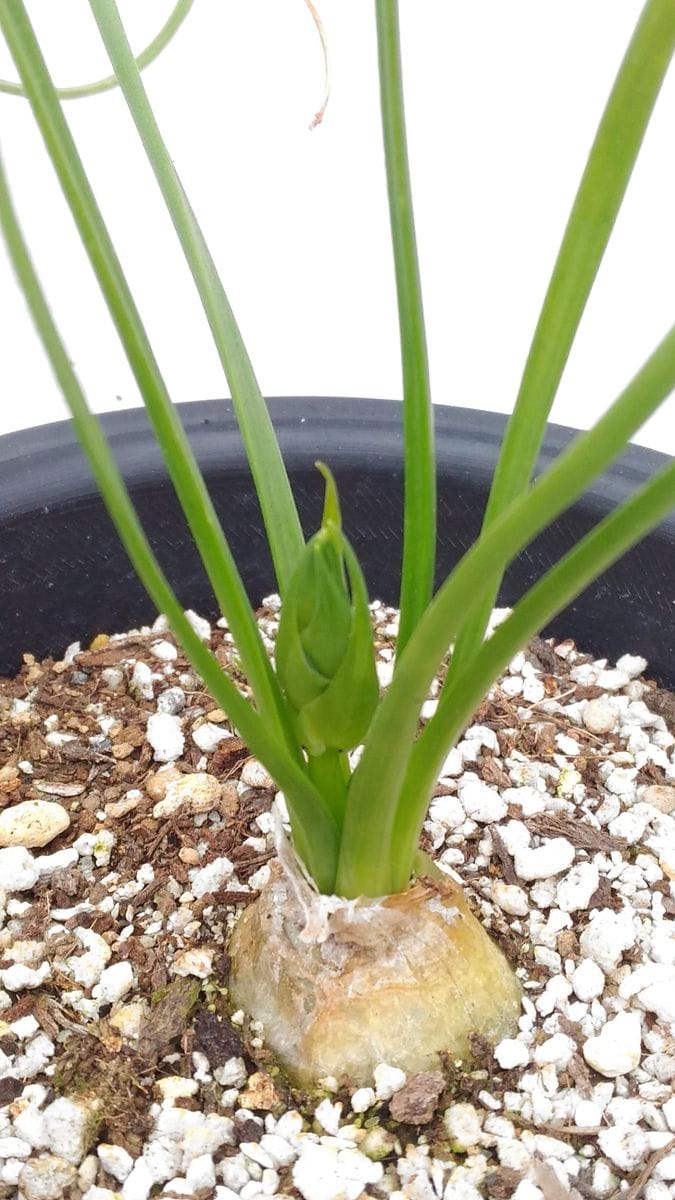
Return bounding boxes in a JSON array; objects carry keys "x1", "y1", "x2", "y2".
[
  {"x1": 533, "y1": 1033, "x2": 576, "y2": 1069},
  {"x1": 616, "y1": 653, "x2": 648, "y2": 679},
  {"x1": 608, "y1": 807, "x2": 649, "y2": 841},
  {"x1": 172, "y1": 947, "x2": 214, "y2": 979},
  {"x1": 150, "y1": 639, "x2": 177, "y2": 662},
  {"x1": 0, "y1": 846, "x2": 39, "y2": 892},
  {"x1": 108, "y1": 1001, "x2": 145, "y2": 1040},
  {"x1": 157, "y1": 687, "x2": 186, "y2": 715},
  {"x1": 571, "y1": 958, "x2": 605, "y2": 1002},
  {"x1": 574, "y1": 1099, "x2": 603, "y2": 1128},
  {"x1": 583, "y1": 699, "x2": 618, "y2": 735},
  {"x1": 18, "y1": 1156, "x2": 77, "y2": 1200},
  {"x1": 429, "y1": 794, "x2": 464, "y2": 829},
  {"x1": 598, "y1": 1124, "x2": 649, "y2": 1172},
  {"x1": 146, "y1": 712, "x2": 184, "y2": 762},
  {"x1": 0, "y1": 800, "x2": 70, "y2": 849},
  {"x1": 214, "y1": 1057, "x2": 247, "y2": 1088},
  {"x1": 185, "y1": 610, "x2": 211, "y2": 640},
  {"x1": 556, "y1": 861, "x2": 600, "y2": 912},
  {"x1": 186, "y1": 1154, "x2": 216, "y2": 1191},
  {"x1": 240, "y1": 759, "x2": 275, "y2": 790},
  {"x1": 117, "y1": 1156, "x2": 154, "y2": 1200},
  {"x1": 43, "y1": 1097, "x2": 96, "y2": 1165},
  {"x1": 238, "y1": 1072, "x2": 279, "y2": 1111},
  {"x1": 459, "y1": 781, "x2": 507, "y2": 823},
  {"x1": 190, "y1": 856, "x2": 235, "y2": 899},
  {"x1": 596, "y1": 668, "x2": 630, "y2": 691},
  {"x1": 582, "y1": 1011, "x2": 642, "y2": 1078},
  {"x1": 292, "y1": 1141, "x2": 383, "y2": 1200},
  {"x1": 131, "y1": 661, "x2": 154, "y2": 699},
  {"x1": 350, "y1": 1087, "x2": 375, "y2": 1114},
  {"x1": 152, "y1": 773, "x2": 221, "y2": 819},
  {"x1": 579, "y1": 907, "x2": 637, "y2": 972},
  {"x1": 389, "y1": 1070, "x2": 445, "y2": 1125},
  {"x1": 36, "y1": 848, "x2": 79, "y2": 880},
  {"x1": 97, "y1": 1143, "x2": 134, "y2": 1182},
  {"x1": 105, "y1": 793, "x2": 141, "y2": 820},
  {"x1": 315, "y1": 1098, "x2": 342, "y2": 1134},
  {"x1": 491, "y1": 881, "x2": 529, "y2": 916},
  {"x1": 360, "y1": 1127, "x2": 396, "y2": 1162},
  {"x1": 373, "y1": 1063, "x2": 406, "y2": 1100},
  {"x1": 92, "y1": 961, "x2": 134, "y2": 1004},
  {"x1": 494, "y1": 1039, "x2": 530, "y2": 1070},
  {"x1": 663, "y1": 1097, "x2": 675, "y2": 1132},
  {"x1": 619, "y1": 963, "x2": 675, "y2": 1024},
  {"x1": 642, "y1": 785, "x2": 675, "y2": 814},
  {"x1": 514, "y1": 838, "x2": 575, "y2": 881},
  {"x1": 101, "y1": 667, "x2": 124, "y2": 691},
  {"x1": 192, "y1": 722, "x2": 231, "y2": 753},
  {"x1": 156, "y1": 1076, "x2": 199, "y2": 1103},
  {"x1": 0, "y1": 962, "x2": 50, "y2": 991},
  {"x1": 145, "y1": 767, "x2": 183, "y2": 801},
  {"x1": 444, "y1": 1102, "x2": 482, "y2": 1150}
]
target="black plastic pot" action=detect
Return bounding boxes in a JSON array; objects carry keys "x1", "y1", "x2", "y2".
[{"x1": 1, "y1": 398, "x2": 673, "y2": 684}]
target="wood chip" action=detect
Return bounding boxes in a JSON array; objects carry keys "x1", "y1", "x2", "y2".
[
  {"x1": 526, "y1": 813, "x2": 628, "y2": 853},
  {"x1": 33, "y1": 780, "x2": 85, "y2": 797},
  {"x1": 489, "y1": 824, "x2": 519, "y2": 886}
]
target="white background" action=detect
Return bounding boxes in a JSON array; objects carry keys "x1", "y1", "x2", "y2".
[{"x1": 0, "y1": 0, "x2": 673, "y2": 452}]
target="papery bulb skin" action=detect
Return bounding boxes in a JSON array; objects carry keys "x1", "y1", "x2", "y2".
[{"x1": 228, "y1": 859, "x2": 522, "y2": 1086}]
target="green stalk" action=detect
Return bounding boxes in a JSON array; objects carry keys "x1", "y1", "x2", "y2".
[
  {"x1": 0, "y1": 0, "x2": 194, "y2": 99},
  {"x1": 0, "y1": 0, "x2": 292, "y2": 748},
  {"x1": 306, "y1": 750, "x2": 351, "y2": 828},
  {"x1": 388, "y1": 460, "x2": 675, "y2": 892},
  {"x1": 89, "y1": 0, "x2": 305, "y2": 595},
  {"x1": 336, "y1": 324, "x2": 675, "y2": 896},
  {"x1": 0, "y1": 151, "x2": 339, "y2": 893},
  {"x1": 375, "y1": 0, "x2": 435, "y2": 655},
  {"x1": 446, "y1": 0, "x2": 675, "y2": 685}
]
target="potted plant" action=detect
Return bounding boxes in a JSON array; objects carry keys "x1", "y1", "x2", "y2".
[{"x1": 0, "y1": 1, "x2": 674, "y2": 1196}]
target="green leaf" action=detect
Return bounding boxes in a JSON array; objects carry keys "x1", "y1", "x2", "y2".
[
  {"x1": 0, "y1": 0, "x2": 194, "y2": 100},
  {"x1": 336, "y1": 321, "x2": 675, "y2": 897},
  {"x1": 0, "y1": 149, "x2": 340, "y2": 893},
  {"x1": 317, "y1": 461, "x2": 343, "y2": 530},
  {"x1": 0, "y1": 0, "x2": 293, "y2": 750},
  {"x1": 88, "y1": 0, "x2": 305, "y2": 597},
  {"x1": 447, "y1": 0, "x2": 675, "y2": 684},
  {"x1": 276, "y1": 477, "x2": 378, "y2": 758},
  {"x1": 375, "y1": 0, "x2": 436, "y2": 655},
  {"x1": 389, "y1": 459, "x2": 675, "y2": 892},
  {"x1": 299, "y1": 535, "x2": 379, "y2": 753}
]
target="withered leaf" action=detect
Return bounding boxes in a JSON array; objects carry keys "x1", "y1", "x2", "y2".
[
  {"x1": 526, "y1": 813, "x2": 627, "y2": 853},
  {"x1": 137, "y1": 977, "x2": 200, "y2": 1063}
]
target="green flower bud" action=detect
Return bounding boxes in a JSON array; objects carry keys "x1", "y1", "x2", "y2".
[{"x1": 276, "y1": 465, "x2": 378, "y2": 755}]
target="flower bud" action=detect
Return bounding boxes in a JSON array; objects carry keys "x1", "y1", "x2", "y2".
[{"x1": 276, "y1": 467, "x2": 378, "y2": 754}]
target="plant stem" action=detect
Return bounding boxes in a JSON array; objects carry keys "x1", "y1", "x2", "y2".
[
  {"x1": 0, "y1": 0, "x2": 294, "y2": 751},
  {"x1": 446, "y1": 0, "x2": 675, "y2": 686},
  {"x1": 0, "y1": 0, "x2": 194, "y2": 99},
  {"x1": 388, "y1": 459, "x2": 675, "y2": 892},
  {"x1": 375, "y1": 0, "x2": 435, "y2": 656},
  {"x1": 307, "y1": 750, "x2": 350, "y2": 828},
  {"x1": 0, "y1": 150, "x2": 340, "y2": 893},
  {"x1": 89, "y1": 0, "x2": 305, "y2": 597},
  {"x1": 336, "y1": 323, "x2": 675, "y2": 897}
]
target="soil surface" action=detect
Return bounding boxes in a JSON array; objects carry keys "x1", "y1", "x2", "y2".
[{"x1": 0, "y1": 600, "x2": 673, "y2": 1200}]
